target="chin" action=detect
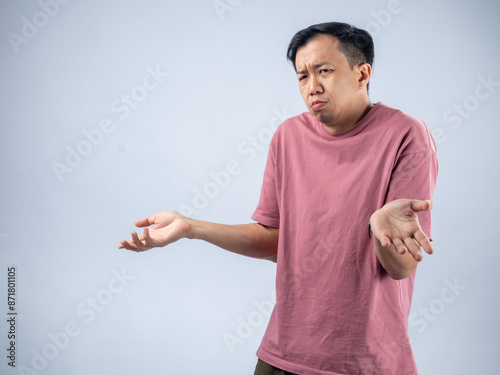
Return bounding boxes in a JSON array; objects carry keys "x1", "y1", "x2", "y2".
[{"x1": 317, "y1": 113, "x2": 336, "y2": 125}]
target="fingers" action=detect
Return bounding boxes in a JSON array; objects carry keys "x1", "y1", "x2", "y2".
[
  {"x1": 118, "y1": 214, "x2": 156, "y2": 250},
  {"x1": 118, "y1": 239, "x2": 136, "y2": 251},
  {"x1": 131, "y1": 231, "x2": 149, "y2": 251},
  {"x1": 143, "y1": 227, "x2": 154, "y2": 246},
  {"x1": 117, "y1": 231, "x2": 151, "y2": 252},
  {"x1": 379, "y1": 233, "x2": 418, "y2": 260},
  {"x1": 379, "y1": 235, "x2": 392, "y2": 248},
  {"x1": 389, "y1": 234, "x2": 427, "y2": 261},
  {"x1": 404, "y1": 237, "x2": 423, "y2": 262},
  {"x1": 394, "y1": 233, "x2": 431, "y2": 261},
  {"x1": 414, "y1": 230, "x2": 434, "y2": 255},
  {"x1": 392, "y1": 238, "x2": 408, "y2": 255},
  {"x1": 135, "y1": 215, "x2": 155, "y2": 228},
  {"x1": 411, "y1": 199, "x2": 432, "y2": 213}
]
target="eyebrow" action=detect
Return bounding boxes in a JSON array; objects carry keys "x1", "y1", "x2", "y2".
[{"x1": 296, "y1": 61, "x2": 331, "y2": 75}]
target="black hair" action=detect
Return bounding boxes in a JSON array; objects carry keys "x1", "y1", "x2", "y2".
[{"x1": 286, "y1": 22, "x2": 374, "y2": 72}]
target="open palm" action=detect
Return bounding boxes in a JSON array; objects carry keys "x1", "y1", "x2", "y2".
[
  {"x1": 118, "y1": 211, "x2": 190, "y2": 252},
  {"x1": 370, "y1": 199, "x2": 434, "y2": 261}
]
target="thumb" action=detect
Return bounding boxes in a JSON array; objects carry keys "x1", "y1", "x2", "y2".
[
  {"x1": 411, "y1": 199, "x2": 432, "y2": 213},
  {"x1": 135, "y1": 215, "x2": 156, "y2": 228}
]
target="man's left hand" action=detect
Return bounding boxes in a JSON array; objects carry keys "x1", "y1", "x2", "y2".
[{"x1": 370, "y1": 199, "x2": 434, "y2": 262}]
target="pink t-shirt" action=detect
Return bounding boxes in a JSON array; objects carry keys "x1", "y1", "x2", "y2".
[{"x1": 251, "y1": 102, "x2": 438, "y2": 375}]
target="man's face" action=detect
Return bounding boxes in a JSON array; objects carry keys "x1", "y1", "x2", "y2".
[{"x1": 295, "y1": 34, "x2": 368, "y2": 131}]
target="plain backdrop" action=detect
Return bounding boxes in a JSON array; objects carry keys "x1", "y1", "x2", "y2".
[{"x1": 1, "y1": 0, "x2": 499, "y2": 374}]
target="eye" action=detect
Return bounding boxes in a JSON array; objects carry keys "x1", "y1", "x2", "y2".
[
  {"x1": 298, "y1": 75, "x2": 308, "y2": 81},
  {"x1": 320, "y1": 69, "x2": 332, "y2": 74}
]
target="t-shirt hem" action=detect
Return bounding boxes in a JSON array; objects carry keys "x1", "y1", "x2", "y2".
[
  {"x1": 256, "y1": 346, "x2": 342, "y2": 375},
  {"x1": 256, "y1": 346, "x2": 419, "y2": 375}
]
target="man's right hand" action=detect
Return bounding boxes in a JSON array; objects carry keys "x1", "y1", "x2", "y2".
[{"x1": 118, "y1": 211, "x2": 191, "y2": 252}]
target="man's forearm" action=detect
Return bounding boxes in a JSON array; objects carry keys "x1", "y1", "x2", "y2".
[{"x1": 186, "y1": 219, "x2": 279, "y2": 262}]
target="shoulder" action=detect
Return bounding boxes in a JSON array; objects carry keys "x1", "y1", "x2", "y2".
[
  {"x1": 270, "y1": 111, "x2": 314, "y2": 142},
  {"x1": 375, "y1": 103, "x2": 427, "y2": 134},
  {"x1": 374, "y1": 103, "x2": 437, "y2": 156},
  {"x1": 277, "y1": 112, "x2": 314, "y2": 131}
]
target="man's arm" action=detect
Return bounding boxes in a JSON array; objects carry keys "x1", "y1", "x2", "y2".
[
  {"x1": 369, "y1": 199, "x2": 434, "y2": 280},
  {"x1": 118, "y1": 210, "x2": 279, "y2": 262}
]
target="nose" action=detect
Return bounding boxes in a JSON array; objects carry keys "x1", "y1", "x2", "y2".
[{"x1": 308, "y1": 75, "x2": 323, "y2": 96}]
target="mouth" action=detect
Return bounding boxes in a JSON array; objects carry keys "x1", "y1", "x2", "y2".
[{"x1": 311, "y1": 100, "x2": 327, "y2": 111}]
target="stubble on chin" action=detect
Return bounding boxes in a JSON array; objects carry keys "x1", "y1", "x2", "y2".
[{"x1": 315, "y1": 112, "x2": 337, "y2": 126}]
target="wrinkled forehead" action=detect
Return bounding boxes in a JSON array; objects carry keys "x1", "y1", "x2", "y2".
[{"x1": 295, "y1": 34, "x2": 346, "y2": 70}]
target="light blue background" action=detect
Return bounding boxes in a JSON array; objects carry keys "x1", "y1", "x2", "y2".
[{"x1": 1, "y1": 0, "x2": 499, "y2": 374}]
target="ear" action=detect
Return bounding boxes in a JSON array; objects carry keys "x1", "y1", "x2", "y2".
[{"x1": 357, "y1": 63, "x2": 372, "y2": 89}]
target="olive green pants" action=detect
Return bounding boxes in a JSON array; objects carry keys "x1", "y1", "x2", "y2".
[{"x1": 254, "y1": 359, "x2": 299, "y2": 375}]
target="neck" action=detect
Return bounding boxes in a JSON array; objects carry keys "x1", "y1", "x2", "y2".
[{"x1": 321, "y1": 98, "x2": 374, "y2": 135}]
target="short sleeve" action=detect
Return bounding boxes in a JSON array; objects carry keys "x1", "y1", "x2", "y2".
[
  {"x1": 251, "y1": 135, "x2": 280, "y2": 228},
  {"x1": 385, "y1": 127, "x2": 439, "y2": 240}
]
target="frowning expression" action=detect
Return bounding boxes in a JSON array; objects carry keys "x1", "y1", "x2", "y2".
[{"x1": 295, "y1": 34, "x2": 369, "y2": 131}]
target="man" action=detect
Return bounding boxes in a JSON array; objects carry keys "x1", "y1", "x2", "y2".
[{"x1": 119, "y1": 22, "x2": 438, "y2": 375}]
